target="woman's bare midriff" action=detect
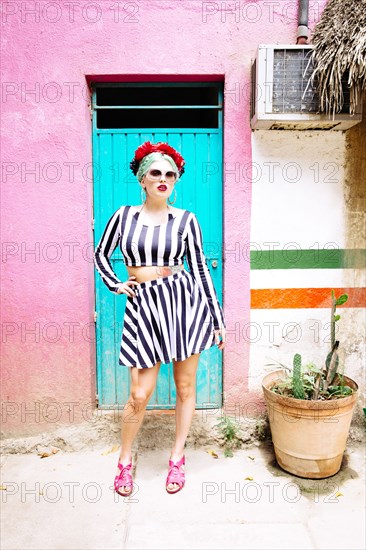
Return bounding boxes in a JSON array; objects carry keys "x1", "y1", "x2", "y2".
[{"x1": 126, "y1": 265, "x2": 184, "y2": 284}]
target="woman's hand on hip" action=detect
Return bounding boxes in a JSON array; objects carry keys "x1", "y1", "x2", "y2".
[{"x1": 115, "y1": 276, "x2": 139, "y2": 298}]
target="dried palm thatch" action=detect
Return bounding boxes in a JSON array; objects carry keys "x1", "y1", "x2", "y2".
[{"x1": 310, "y1": 0, "x2": 366, "y2": 116}]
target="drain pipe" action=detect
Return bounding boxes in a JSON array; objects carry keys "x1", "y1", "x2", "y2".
[{"x1": 296, "y1": 0, "x2": 309, "y2": 44}]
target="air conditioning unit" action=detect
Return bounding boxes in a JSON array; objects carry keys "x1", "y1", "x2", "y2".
[{"x1": 250, "y1": 45, "x2": 362, "y2": 130}]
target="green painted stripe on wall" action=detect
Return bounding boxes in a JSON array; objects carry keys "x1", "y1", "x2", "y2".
[{"x1": 250, "y1": 249, "x2": 366, "y2": 270}]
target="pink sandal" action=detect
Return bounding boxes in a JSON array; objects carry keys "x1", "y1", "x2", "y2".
[
  {"x1": 166, "y1": 455, "x2": 185, "y2": 494},
  {"x1": 114, "y1": 461, "x2": 133, "y2": 497}
]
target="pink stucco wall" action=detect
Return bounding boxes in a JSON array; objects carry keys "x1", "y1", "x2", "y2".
[{"x1": 1, "y1": 0, "x2": 327, "y2": 436}]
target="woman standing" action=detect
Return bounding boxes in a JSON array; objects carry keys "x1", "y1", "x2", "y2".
[{"x1": 94, "y1": 141, "x2": 226, "y2": 496}]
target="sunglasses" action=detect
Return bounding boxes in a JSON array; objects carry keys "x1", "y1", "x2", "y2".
[{"x1": 146, "y1": 169, "x2": 177, "y2": 182}]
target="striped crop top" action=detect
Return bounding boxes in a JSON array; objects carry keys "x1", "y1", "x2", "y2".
[{"x1": 93, "y1": 205, "x2": 225, "y2": 330}]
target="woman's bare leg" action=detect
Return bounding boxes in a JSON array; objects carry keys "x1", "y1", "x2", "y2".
[
  {"x1": 167, "y1": 353, "x2": 200, "y2": 491},
  {"x1": 116, "y1": 362, "x2": 161, "y2": 487}
]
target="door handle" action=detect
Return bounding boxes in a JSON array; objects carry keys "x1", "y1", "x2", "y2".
[{"x1": 211, "y1": 260, "x2": 218, "y2": 268}]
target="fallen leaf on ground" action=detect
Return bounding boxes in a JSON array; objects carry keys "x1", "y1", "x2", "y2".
[
  {"x1": 244, "y1": 476, "x2": 254, "y2": 480},
  {"x1": 206, "y1": 450, "x2": 219, "y2": 459},
  {"x1": 37, "y1": 446, "x2": 59, "y2": 458},
  {"x1": 335, "y1": 491, "x2": 343, "y2": 497},
  {"x1": 0, "y1": 486, "x2": 7, "y2": 490},
  {"x1": 38, "y1": 449, "x2": 59, "y2": 458},
  {"x1": 101, "y1": 445, "x2": 120, "y2": 456},
  {"x1": 247, "y1": 456, "x2": 255, "y2": 461}
]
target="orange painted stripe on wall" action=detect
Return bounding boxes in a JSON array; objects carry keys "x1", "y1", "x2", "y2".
[{"x1": 251, "y1": 288, "x2": 366, "y2": 309}]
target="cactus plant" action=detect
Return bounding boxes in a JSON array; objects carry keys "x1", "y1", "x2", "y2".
[
  {"x1": 266, "y1": 290, "x2": 353, "y2": 401},
  {"x1": 292, "y1": 354, "x2": 306, "y2": 399},
  {"x1": 262, "y1": 290, "x2": 358, "y2": 479}
]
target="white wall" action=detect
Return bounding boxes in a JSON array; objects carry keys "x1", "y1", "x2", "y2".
[{"x1": 249, "y1": 130, "x2": 365, "y2": 395}]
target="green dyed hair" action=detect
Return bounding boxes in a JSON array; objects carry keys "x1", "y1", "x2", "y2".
[{"x1": 136, "y1": 152, "x2": 179, "y2": 183}]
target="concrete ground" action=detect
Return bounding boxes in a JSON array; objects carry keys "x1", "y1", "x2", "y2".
[{"x1": 1, "y1": 437, "x2": 365, "y2": 550}]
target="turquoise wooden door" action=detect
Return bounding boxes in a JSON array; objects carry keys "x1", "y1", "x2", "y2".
[{"x1": 92, "y1": 82, "x2": 224, "y2": 410}]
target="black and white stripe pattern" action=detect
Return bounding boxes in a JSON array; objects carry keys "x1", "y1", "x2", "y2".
[
  {"x1": 93, "y1": 208, "x2": 122, "y2": 292},
  {"x1": 119, "y1": 270, "x2": 216, "y2": 369},
  {"x1": 94, "y1": 205, "x2": 225, "y2": 330}
]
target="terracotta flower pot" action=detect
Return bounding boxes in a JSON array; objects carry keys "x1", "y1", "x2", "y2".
[{"x1": 262, "y1": 369, "x2": 358, "y2": 479}]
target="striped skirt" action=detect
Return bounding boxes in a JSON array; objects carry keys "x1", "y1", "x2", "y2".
[{"x1": 119, "y1": 269, "x2": 216, "y2": 369}]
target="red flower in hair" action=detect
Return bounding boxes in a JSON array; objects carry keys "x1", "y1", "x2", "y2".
[
  {"x1": 134, "y1": 141, "x2": 156, "y2": 162},
  {"x1": 130, "y1": 141, "x2": 185, "y2": 176}
]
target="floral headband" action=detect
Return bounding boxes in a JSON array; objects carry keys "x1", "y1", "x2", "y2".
[{"x1": 129, "y1": 141, "x2": 185, "y2": 177}]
